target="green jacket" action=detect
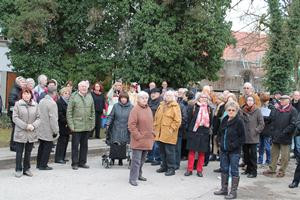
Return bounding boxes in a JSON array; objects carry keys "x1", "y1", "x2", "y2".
[{"x1": 67, "y1": 91, "x2": 95, "y2": 132}]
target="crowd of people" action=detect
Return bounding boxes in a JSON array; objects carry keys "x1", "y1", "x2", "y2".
[{"x1": 4, "y1": 75, "x2": 300, "y2": 199}]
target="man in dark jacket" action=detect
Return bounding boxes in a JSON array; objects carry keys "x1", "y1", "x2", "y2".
[
  {"x1": 146, "y1": 88, "x2": 162, "y2": 165},
  {"x1": 263, "y1": 95, "x2": 298, "y2": 177},
  {"x1": 289, "y1": 112, "x2": 300, "y2": 188},
  {"x1": 8, "y1": 76, "x2": 26, "y2": 151},
  {"x1": 175, "y1": 88, "x2": 188, "y2": 170}
]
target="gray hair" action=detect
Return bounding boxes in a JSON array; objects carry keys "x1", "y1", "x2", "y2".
[
  {"x1": 26, "y1": 78, "x2": 35, "y2": 87},
  {"x1": 16, "y1": 76, "x2": 25, "y2": 84},
  {"x1": 163, "y1": 90, "x2": 176, "y2": 101},
  {"x1": 137, "y1": 91, "x2": 149, "y2": 99},
  {"x1": 225, "y1": 101, "x2": 240, "y2": 111},
  {"x1": 37, "y1": 74, "x2": 47, "y2": 84},
  {"x1": 78, "y1": 80, "x2": 89, "y2": 88}
]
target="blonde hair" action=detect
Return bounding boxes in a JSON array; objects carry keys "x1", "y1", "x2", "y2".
[
  {"x1": 60, "y1": 87, "x2": 71, "y2": 95},
  {"x1": 225, "y1": 101, "x2": 240, "y2": 111}
]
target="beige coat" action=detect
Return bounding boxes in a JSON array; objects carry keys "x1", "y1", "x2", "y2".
[
  {"x1": 13, "y1": 99, "x2": 40, "y2": 143},
  {"x1": 154, "y1": 101, "x2": 182, "y2": 145},
  {"x1": 38, "y1": 95, "x2": 59, "y2": 141}
]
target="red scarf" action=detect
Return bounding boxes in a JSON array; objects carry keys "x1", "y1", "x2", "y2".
[
  {"x1": 277, "y1": 103, "x2": 292, "y2": 113},
  {"x1": 243, "y1": 104, "x2": 256, "y2": 113}
]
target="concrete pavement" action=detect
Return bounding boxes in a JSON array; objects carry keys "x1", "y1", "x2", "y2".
[
  {"x1": 0, "y1": 155, "x2": 299, "y2": 200},
  {"x1": 0, "y1": 138, "x2": 108, "y2": 169}
]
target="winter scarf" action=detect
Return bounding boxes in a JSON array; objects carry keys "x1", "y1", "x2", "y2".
[
  {"x1": 277, "y1": 103, "x2": 292, "y2": 113},
  {"x1": 193, "y1": 102, "x2": 210, "y2": 131}
]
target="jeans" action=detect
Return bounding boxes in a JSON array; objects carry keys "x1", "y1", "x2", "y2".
[
  {"x1": 72, "y1": 132, "x2": 89, "y2": 166},
  {"x1": 220, "y1": 151, "x2": 240, "y2": 177},
  {"x1": 15, "y1": 142, "x2": 33, "y2": 172},
  {"x1": 147, "y1": 141, "x2": 161, "y2": 161},
  {"x1": 258, "y1": 136, "x2": 271, "y2": 164},
  {"x1": 158, "y1": 142, "x2": 176, "y2": 170}
]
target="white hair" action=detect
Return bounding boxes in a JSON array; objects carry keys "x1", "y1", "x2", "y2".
[
  {"x1": 137, "y1": 91, "x2": 149, "y2": 99},
  {"x1": 26, "y1": 78, "x2": 35, "y2": 87},
  {"x1": 243, "y1": 82, "x2": 253, "y2": 88},
  {"x1": 163, "y1": 90, "x2": 176, "y2": 101},
  {"x1": 38, "y1": 74, "x2": 47, "y2": 84},
  {"x1": 78, "y1": 80, "x2": 89, "y2": 88}
]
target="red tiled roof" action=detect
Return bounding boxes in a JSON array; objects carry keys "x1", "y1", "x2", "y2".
[{"x1": 223, "y1": 32, "x2": 268, "y2": 63}]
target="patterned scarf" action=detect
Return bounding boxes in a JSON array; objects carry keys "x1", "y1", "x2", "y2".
[
  {"x1": 193, "y1": 102, "x2": 210, "y2": 131},
  {"x1": 277, "y1": 103, "x2": 292, "y2": 113}
]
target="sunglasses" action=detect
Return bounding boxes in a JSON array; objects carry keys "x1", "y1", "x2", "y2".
[
  {"x1": 227, "y1": 109, "x2": 236, "y2": 112},
  {"x1": 243, "y1": 87, "x2": 250, "y2": 89}
]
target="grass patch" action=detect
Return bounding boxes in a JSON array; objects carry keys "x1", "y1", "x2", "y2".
[{"x1": 0, "y1": 128, "x2": 11, "y2": 148}]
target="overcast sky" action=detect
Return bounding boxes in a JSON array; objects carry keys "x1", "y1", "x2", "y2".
[{"x1": 226, "y1": 0, "x2": 268, "y2": 32}]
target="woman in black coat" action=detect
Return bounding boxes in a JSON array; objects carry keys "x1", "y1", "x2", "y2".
[
  {"x1": 214, "y1": 101, "x2": 245, "y2": 199},
  {"x1": 91, "y1": 82, "x2": 106, "y2": 138},
  {"x1": 55, "y1": 88, "x2": 71, "y2": 164},
  {"x1": 185, "y1": 93, "x2": 212, "y2": 177}
]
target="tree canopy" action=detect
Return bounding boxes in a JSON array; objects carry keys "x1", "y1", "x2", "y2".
[{"x1": 0, "y1": 0, "x2": 233, "y2": 88}]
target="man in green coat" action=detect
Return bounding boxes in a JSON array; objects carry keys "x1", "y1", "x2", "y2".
[{"x1": 67, "y1": 81, "x2": 95, "y2": 170}]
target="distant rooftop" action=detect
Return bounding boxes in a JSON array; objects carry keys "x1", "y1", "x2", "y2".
[{"x1": 223, "y1": 32, "x2": 268, "y2": 63}]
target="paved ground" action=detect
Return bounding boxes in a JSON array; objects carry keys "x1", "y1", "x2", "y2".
[
  {"x1": 0, "y1": 139, "x2": 107, "y2": 169},
  {"x1": 0, "y1": 155, "x2": 299, "y2": 200}
]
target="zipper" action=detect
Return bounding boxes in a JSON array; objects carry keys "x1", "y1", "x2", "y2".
[{"x1": 224, "y1": 128, "x2": 227, "y2": 151}]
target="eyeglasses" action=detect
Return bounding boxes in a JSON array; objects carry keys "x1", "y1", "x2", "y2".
[
  {"x1": 227, "y1": 109, "x2": 236, "y2": 112},
  {"x1": 243, "y1": 87, "x2": 250, "y2": 89}
]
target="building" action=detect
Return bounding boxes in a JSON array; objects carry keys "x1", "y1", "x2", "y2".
[
  {"x1": 201, "y1": 32, "x2": 268, "y2": 92},
  {"x1": 0, "y1": 36, "x2": 16, "y2": 111}
]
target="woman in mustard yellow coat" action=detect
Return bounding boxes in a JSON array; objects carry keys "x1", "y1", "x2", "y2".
[{"x1": 154, "y1": 90, "x2": 181, "y2": 176}]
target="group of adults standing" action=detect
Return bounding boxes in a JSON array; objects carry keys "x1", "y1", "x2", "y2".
[{"x1": 6, "y1": 76, "x2": 300, "y2": 199}]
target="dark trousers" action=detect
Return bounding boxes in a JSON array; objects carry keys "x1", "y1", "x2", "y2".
[
  {"x1": 243, "y1": 144, "x2": 258, "y2": 175},
  {"x1": 175, "y1": 136, "x2": 182, "y2": 168},
  {"x1": 158, "y1": 142, "x2": 176, "y2": 170},
  {"x1": 72, "y1": 132, "x2": 89, "y2": 166},
  {"x1": 15, "y1": 142, "x2": 33, "y2": 172},
  {"x1": 220, "y1": 151, "x2": 240, "y2": 177},
  {"x1": 9, "y1": 118, "x2": 16, "y2": 151},
  {"x1": 37, "y1": 139, "x2": 53, "y2": 168},
  {"x1": 129, "y1": 150, "x2": 148, "y2": 182},
  {"x1": 147, "y1": 141, "x2": 161, "y2": 161},
  {"x1": 91, "y1": 111, "x2": 101, "y2": 138},
  {"x1": 55, "y1": 134, "x2": 70, "y2": 162}
]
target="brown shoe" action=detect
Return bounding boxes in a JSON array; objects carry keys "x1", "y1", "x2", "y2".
[
  {"x1": 263, "y1": 169, "x2": 276, "y2": 176},
  {"x1": 276, "y1": 171, "x2": 285, "y2": 178}
]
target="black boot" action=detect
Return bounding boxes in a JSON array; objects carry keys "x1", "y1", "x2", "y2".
[
  {"x1": 225, "y1": 176, "x2": 239, "y2": 199},
  {"x1": 214, "y1": 173, "x2": 228, "y2": 195},
  {"x1": 118, "y1": 159, "x2": 123, "y2": 166},
  {"x1": 209, "y1": 154, "x2": 217, "y2": 161},
  {"x1": 289, "y1": 181, "x2": 299, "y2": 188}
]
